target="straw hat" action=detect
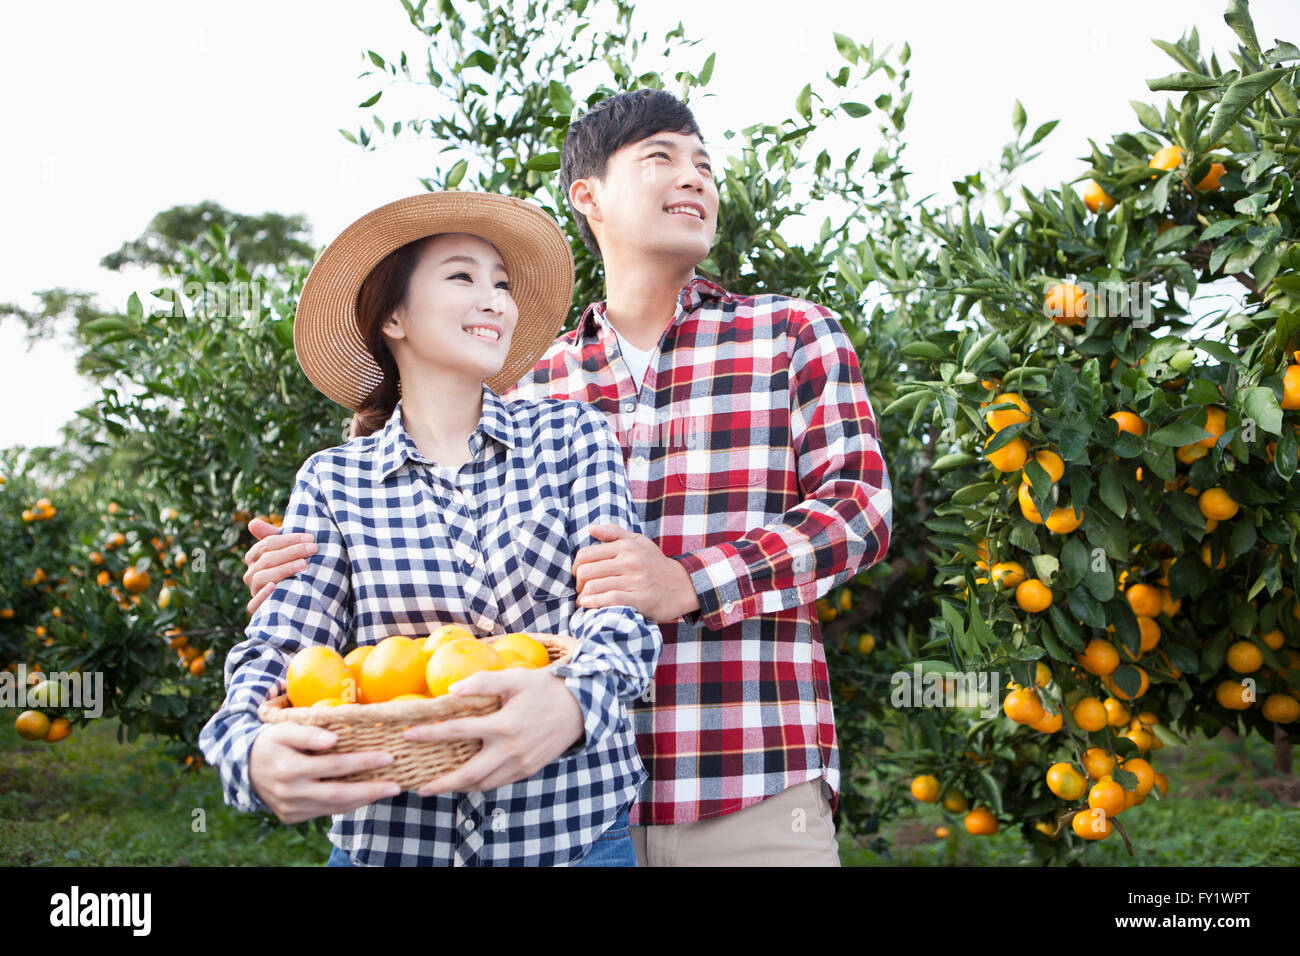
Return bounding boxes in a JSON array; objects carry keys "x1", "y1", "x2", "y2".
[{"x1": 294, "y1": 192, "x2": 575, "y2": 410}]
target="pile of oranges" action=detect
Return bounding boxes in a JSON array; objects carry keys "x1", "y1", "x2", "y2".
[{"x1": 284, "y1": 626, "x2": 554, "y2": 708}]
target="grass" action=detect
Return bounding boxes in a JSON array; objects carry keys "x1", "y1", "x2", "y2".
[
  {"x1": 0, "y1": 716, "x2": 328, "y2": 866},
  {"x1": 3, "y1": 714, "x2": 1296, "y2": 866}
]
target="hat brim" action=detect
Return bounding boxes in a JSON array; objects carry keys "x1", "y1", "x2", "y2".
[{"x1": 294, "y1": 192, "x2": 575, "y2": 411}]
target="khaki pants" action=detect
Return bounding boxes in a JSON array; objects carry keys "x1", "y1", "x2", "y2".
[{"x1": 630, "y1": 779, "x2": 841, "y2": 866}]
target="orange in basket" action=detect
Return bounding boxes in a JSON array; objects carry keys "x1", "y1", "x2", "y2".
[{"x1": 360, "y1": 636, "x2": 426, "y2": 703}]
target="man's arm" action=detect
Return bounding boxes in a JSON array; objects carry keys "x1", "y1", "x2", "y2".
[
  {"x1": 548, "y1": 404, "x2": 662, "y2": 758},
  {"x1": 674, "y1": 302, "x2": 893, "y2": 632}
]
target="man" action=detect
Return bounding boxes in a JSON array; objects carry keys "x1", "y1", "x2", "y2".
[{"x1": 244, "y1": 88, "x2": 892, "y2": 865}]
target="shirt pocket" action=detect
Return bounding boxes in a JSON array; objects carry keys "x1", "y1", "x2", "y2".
[
  {"x1": 674, "y1": 430, "x2": 769, "y2": 492},
  {"x1": 510, "y1": 507, "x2": 577, "y2": 603}
]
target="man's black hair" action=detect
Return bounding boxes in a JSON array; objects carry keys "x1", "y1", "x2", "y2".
[{"x1": 559, "y1": 88, "x2": 703, "y2": 258}]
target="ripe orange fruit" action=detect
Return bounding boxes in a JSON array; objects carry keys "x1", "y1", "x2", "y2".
[
  {"x1": 1105, "y1": 666, "x2": 1149, "y2": 702},
  {"x1": 1034, "y1": 661, "x2": 1053, "y2": 687},
  {"x1": 1177, "y1": 442, "x2": 1209, "y2": 464},
  {"x1": 1121, "y1": 757, "x2": 1155, "y2": 796},
  {"x1": 1044, "y1": 506, "x2": 1083, "y2": 534},
  {"x1": 43, "y1": 717, "x2": 71, "y2": 743},
  {"x1": 1226, "y1": 641, "x2": 1263, "y2": 674},
  {"x1": 1283, "y1": 366, "x2": 1300, "y2": 410},
  {"x1": 15, "y1": 710, "x2": 51, "y2": 741},
  {"x1": 360, "y1": 636, "x2": 427, "y2": 703},
  {"x1": 1259, "y1": 628, "x2": 1284, "y2": 651},
  {"x1": 1104, "y1": 696, "x2": 1131, "y2": 727},
  {"x1": 425, "y1": 638, "x2": 503, "y2": 697},
  {"x1": 941, "y1": 790, "x2": 968, "y2": 813},
  {"x1": 1015, "y1": 579, "x2": 1053, "y2": 613},
  {"x1": 1149, "y1": 144, "x2": 1185, "y2": 175},
  {"x1": 1044, "y1": 283, "x2": 1087, "y2": 325},
  {"x1": 1262, "y1": 694, "x2": 1300, "y2": 723},
  {"x1": 986, "y1": 435, "x2": 1029, "y2": 472},
  {"x1": 990, "y1": 561, "x2": 1027, "y2": 590},
  {"x1": 490, "y1": 633, "x2": 550, "y2": 669},
  {"x1": 122, "y1": 567, "x2": 152, "y2": 594},
  {"x1": 1077, "y1": 639, "x2": 1119, "y2": 676},
  {"x1": 1073, "y1": 696, "x2": 1108, "y2": 732},
  {"x1": 1154, "y1": 772, "x2": 1169, "y2": 796},
  {"x1": 89, "y1": 551, "x2": 103, "y2": 566},
  {"x1": 1032, "y1": 449, "x2": 1065, "y2": 482},
  {"x1": 1109, "y1": 411, "x2": 1146, "y2": 437},
  {"x1": 1126, "y1": 584, "x2": 1161, "y2": 618},
  {"x1": 105, "y1": 532, "x2": 126, "y2": 550},
  {"x1": 1083, "y1": 748, "x2": 1116, "y2": 781},
  {"x1": 1198, "y1": 488, "x2": 1239, "y2": 521},
  {"x1": 343, "y1": 646, "x2": 373, "y2": 703},
  {"x1": 1215, "y1": 679, "x2": 1253, "y2": 710},
  {"x1": 1017, "y1": 482, "x2": 1044, "y2": 524},
  {"x1": 1136, "y1": 616, "x2": 1161, "y2": 653},
  {"x1": 1088, "y1": 777, "x2": 1126, "y2": 817},
  {"x1": 1030, "y1": 708, "x2": 1063, "y2": 733},
  {"x1": 1194, "y1": 161, "x2": 1226, "y2": 191},
  {"x1": 1197, "y1": 406, "x2": 1226, "y2": 449},
  {"x1": 984, "y1": 392, "x2": 1031, "y2": 431},
  {"x1": 964, "y1": 807, "x2": 998, "y2": 835},
  {"x1": 421, "y1": 624, "x2": 477, "y2": 667},
  {"x1": 857, "y1": 633, "x2": 876, "y2": 654},
  {"x1": 1046, "y1": 762, "x2": 1087, "y2": 800},
  {"x1": 1072, "y1": 807, "x2": 1112, "y2": 840},
  {"x1": 189, "y1": 657, "x2": 206, "y2": 677},
  {"x1": 286, "y1": 645, "x2": 350, "y2": 708},
  {"x1": 1003, "y1": 688, "x2": 1045, "y2": 724},
  {"x1": 1082, "y1": 180, "x2": 1115, "y2": 213},
  {"x1": 910, "y1": 774, "x2": 940, "y2": 803}
]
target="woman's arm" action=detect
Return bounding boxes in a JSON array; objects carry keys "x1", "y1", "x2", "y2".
[{"x1": 199, "y1": 459, "x2": 398, "y2": 821}]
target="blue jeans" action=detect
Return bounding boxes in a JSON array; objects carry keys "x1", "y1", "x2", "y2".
[{"x1": 323, "y1": 806, "x2": 637, "y2": 867}]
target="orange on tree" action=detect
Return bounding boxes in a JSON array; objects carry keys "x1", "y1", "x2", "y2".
[
  {"x1": 1215, "y1": 679, "x2": 1254, "y2": 711},
  {"x1": 15, "y1": 710, "x2": 51, "y2": 741},
  {"x1": 857, "y1": 632, "x2": 876, "y2": 653},
  {"x1": 1032, "y1": 449, "x2": 1065, "y2": 482},
  {"x1": 122, "y1": 567, "x2": 152, "y2": 593},
  {"x1": 1077, "y1": 639, "x2": 1119, "y2": 676},
  {"x1": 984, "y1": 392, "x2": 1031, "y2": 431},
  {"x1": 1044, "y1": 282, "x2": 1087, "y2": 326},
  {"x1": 1072, "y1": 696, "x2": 1108, "y2": 732},
  {"x1": 1044, "y1": 505, "x2": 1083, "y2": 534},
  {"x1": 1083, "y1": 748, "x2": 1116, "y2": 780},
  {"x1": 1088, "y1": 777, "x2": 1127, "y2": 818},
  {"x1": 1046, "y1": 762, "x2": 1087, "y2": 800},
  {"x1": 1034, "y1": 661, "x2": 1053, "y2": 687},
  {"x1": 189, "y1": 657, "x2": 206, "y2": 677},
  {"x1": 1030, "y1": 708, "x2": 1063, "y2": 733},
  {"x1": 1072, "y1": 807, "x2": 1112, "y2": 840},
  {"x1": 1149, "y1": 144, "x2": 1185, "y2": 175},
  {"x1": 1104, "y1": 696, "x2": 1131, "y2": 727},
  {"x1": 286, "y1": 645, "x2": 350, "y2": 708},
  {"x1": 1194, "y1": 160, "x2": 1226, "y2": 191},
  {"x1": 910, "y1": 774, "x2": 940, "y2": 803},
  {"x1": 426, "y1": 638, "x2": 504, "y2": 696},
  {"x1": 1121, "y1": 757, "x2": 1155, "y2": 796},
  {"x1": 964, "y1": 807, "x2": 998, "y2": 836},
  {"x1": 1018, "y1": 482, "x2": 1044, "y2": 524},
  {"x1": 1198, "y1": 488, "x2": 1239, "y2": 521},
  {"x1": 985, "y1": 435, "x2": 1029, "y2": 472},
  {"x1": 1261, "y1": 629, "x2": 1285, "y2": 651},
  {"x1": 1126, "y1": 584, "x2": 1161, "y2": 618},
  {"x1": 1197, "y1": 406, "x2": 1226, "y2": 448},
  {"x1": 1154, "y1": 773, "x2": 1169, "y2": 797},
  {"x1": 941, "y1": 790, "x2": 968, "y2": 813},
  {"x1": 1262, "y1": 694, "x2": 1299, "y2": 723},
  {"x1": 44, "y1": 717, "x2": 71, "y2": 743},
  {"x1": 1283, "y1": 365, "x2": 1300, "y2": 410},
  {"x1": 1104, "y1": 666, "x2": 1149, "y2": 702},
  {"x1": 1137, "y1": 616, "x2": 1161, "y2": 653},
  {"x1": 1003, "y1": 688, "x2": 1045, "y2": 724},
  {"x1": 1015, "y1": 579, "x2": 1053, "y2": 612},
  {"x1": 1226, "y1": 641, "x2": 1263, "y2": 674},
  {"x1": 1082, "y1": 180, "x2": 1115, "y2": 213},
  {"x1": 361, "y1": 635, "x2": 427, "y2": 703},
  {"x1": 992, "y1": 561, "x2": 1027, "y2": 588},
  {"x1": 1109, "y1": 410, "x2": 1146, "y2": 437}
]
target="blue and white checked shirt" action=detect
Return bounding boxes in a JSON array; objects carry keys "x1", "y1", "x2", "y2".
[{"x1": 199, "y1": 385, "x2": 662, "y2": 865}]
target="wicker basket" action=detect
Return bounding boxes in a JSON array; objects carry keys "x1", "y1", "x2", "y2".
[{"x1": 257, "y1": 632, "x2": 578, "y2": 791}]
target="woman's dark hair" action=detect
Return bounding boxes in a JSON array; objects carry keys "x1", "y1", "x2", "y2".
[
  {"x1": 348, "y1": 234, "x2": 436, "y2": 439},
  {"x1": 559, "y1": 88, "x2": 702, "y2": 258}
]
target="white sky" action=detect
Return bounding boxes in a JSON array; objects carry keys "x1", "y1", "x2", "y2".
[{"x1": 2, "y1": 0, "x2": 1297, "y2": 450}]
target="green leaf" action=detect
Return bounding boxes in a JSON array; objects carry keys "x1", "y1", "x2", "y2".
[
  {"x1": 1146, "y1": 71, "x2": 1221, "y2": 91},
  {"x1": 699, "y1": 52, "x2": 716, "y2": 85},
  {"x1": 367, "y1": 50, "x2": 386, "y2": 69},
  {"x1": 833, "y1": 33, "x2": 858, "y2": 64},
  {"x1": 842, "y1": 101, "x2": 871, "y2": 118},
  {"x1": 1150, "y1": 423, "x2": 1211, "y2": 446},
  {"x1": 1012, "y1": 100, "x2": 1026, "y2": 135},
  {"x1": 525, "y1": 152, "x2": 562, "y2": 172},
  {"x1": 358, "y1": 91, "x2": 382, "y2": 108},
  {"x1": 547, "y1": 80, "x2": 574, "y2": 116},
  {"x1": 444, "y1": 158, "x2": 468, "y2": 189},
  {"x1": 1205, "y1": 68, "x2": 1288, "y2": 147},
  {"x1": 795, "y1": 83, "x2": 812, "y2": 120},
  {"x1": 1099, "y1": 465, "x2": 1128, "y2": 517},
  {"x1": 1242, "y1": 385, "x2": 1283, "y2": 436},
  {"x1": 900, "y1": 341, "x2": 946, "y2": 361}
]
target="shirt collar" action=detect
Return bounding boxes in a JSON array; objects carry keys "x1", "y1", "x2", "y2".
[
  {"x1": 374, "y1": 383, "x2": 517, "y2": 482},
  {"x1": 579, "y1": 274, "x2": 733, "y2": 339}
]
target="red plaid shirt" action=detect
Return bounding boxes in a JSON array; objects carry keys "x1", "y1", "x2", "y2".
[{"x1": 503, "y1": 276, "x2": 892, "y2": 825}]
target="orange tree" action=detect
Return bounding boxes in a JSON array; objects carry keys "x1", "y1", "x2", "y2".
[{"x1": 850, "y1": 1, "x2": 1300, "y2": 857}]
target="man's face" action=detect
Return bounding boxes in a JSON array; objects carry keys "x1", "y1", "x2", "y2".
[{"x1": 581, "y1": 130, "x2": 719, "y2": 268}]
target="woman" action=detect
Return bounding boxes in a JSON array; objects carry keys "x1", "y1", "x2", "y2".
[{"x1": 198, "y1": 192, "x2": 660, "y2": 866}]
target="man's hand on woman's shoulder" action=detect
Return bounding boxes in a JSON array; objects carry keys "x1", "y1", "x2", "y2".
[{"x1": 243, "y1": 516, "x2": 317, "y2": 616}]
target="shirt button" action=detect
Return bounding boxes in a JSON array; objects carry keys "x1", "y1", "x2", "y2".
[
  {"x1": 723, "y1": 601, "x2": 734, "y2": 614},
  {"x1": 624, "y1": 402, "x2": 635, "y2": 413},
  {"x1": 631, "y1": 455, "x2": 647, "y2": 468}
]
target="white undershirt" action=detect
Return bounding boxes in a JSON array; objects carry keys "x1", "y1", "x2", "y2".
[{"x1": 610, "y1": 323, "x2": 655, "y2": 392}]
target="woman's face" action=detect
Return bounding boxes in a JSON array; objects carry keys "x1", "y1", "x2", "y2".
[{"x1": 382, "y1": 232, "x2": 518, "y2": 388}]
